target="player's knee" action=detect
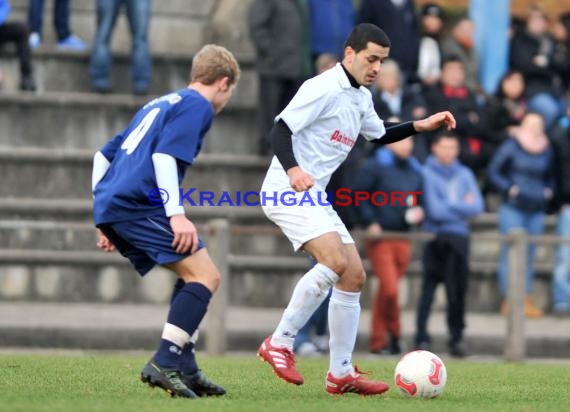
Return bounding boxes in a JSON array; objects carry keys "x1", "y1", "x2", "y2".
[
  {"x1": 353, "y1": 270, "x2": 366, "y2": 290},
  {"x1": 320, "y1": 251, "x2": 348, "y2": 275},
  {"x1": 208, "y1": 270, "x2": 221, "y2": 293}
]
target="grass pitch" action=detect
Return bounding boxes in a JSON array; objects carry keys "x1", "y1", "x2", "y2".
[{"x1": 1, "y1": 353, "x2": 569, "y2": 412}]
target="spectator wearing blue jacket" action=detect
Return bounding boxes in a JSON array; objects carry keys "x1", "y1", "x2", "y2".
[
  {"x1": 0, "y1": 0, "x2": 35, "y2": 90},
  {"x1": 307, "y1": 0, "x2": 354, "y2": 61},
  {"x1": 416, "y1": 131, "x2": 483, "y2": 357},
  {"x1": 352, "y1": 136, "x2": 423, "y2": 355},
  {"x1": 487, "y1": 112, "x2": 554, "y2": 318}
]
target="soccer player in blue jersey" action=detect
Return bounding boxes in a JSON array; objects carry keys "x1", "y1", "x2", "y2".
[{"x1": 91, "y1": 44, "x2": 240, "y2": 399}]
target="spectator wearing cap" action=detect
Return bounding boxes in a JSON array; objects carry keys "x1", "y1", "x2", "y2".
[{"x1": 418, "y1": 3, "x2": 445, "y2": 87}]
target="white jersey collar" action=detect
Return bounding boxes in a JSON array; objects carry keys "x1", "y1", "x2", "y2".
[{"x1": 334, "y1": 63, "x2": 352, "y2": 89}]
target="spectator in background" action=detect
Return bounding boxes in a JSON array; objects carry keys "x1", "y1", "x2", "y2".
[
  {"x1": 372, "y1": 59, "x2": 427, "y2": 121},
  {"x1": 353, "y1": 133, "x2": 423, "y2": 355},
  {"x1": 358, "y1": 0, "x2": 420, "y2": 85},
  {"x1": 248, "y1": 0, "x2": 311, "y2": 155},
  {"x1": 27, "y1": 0, "x2": 86, "y2": 50},
  {"x1": 415, "y1": 131, "x2": 484, "y2": 358},
  {"x1": 0, "y1": 0, "x2": 35, "y2": 91},
  {"x1": 551, "y1": 120, "x2": 570, "y2": 316},
  {"x1": 552, "y1": 12, "x2": 570, "y2": 93},
  {"x1": 424, "y1": 55, "x2": 490, "y2": 173},
  {"x1": 307, "y1": 0, "x2": 354, "y2": 61},
  {"x1": 418, "y1": 3, "x2": 445, "y2": 88},
  {"x1": 510, "y1": 6, "x2": 566, "y2": 130},
  {"x1": 440, "y1": 17, "x2": 480, "y2": 91},
  {"x1": 89, "y1": 0, "x2": 152, "y2": 96},
  {"x1": 485, "y1": 70, "x2": 527, "y2": 147},
  {"x1": 487, "y1": 112, "x2": 554, "y2": 318},
  {"x1": 372, "y1": 59, "x2": 429, "y2": 161}
]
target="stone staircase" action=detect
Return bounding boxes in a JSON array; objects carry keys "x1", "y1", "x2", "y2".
[{"x1": 0, "y1": 0, "x2": 561, "y2": 317}]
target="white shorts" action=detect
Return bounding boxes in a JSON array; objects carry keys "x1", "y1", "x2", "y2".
[{"x1": 261, "y1": 187, "x2": 354, "y2": 252}]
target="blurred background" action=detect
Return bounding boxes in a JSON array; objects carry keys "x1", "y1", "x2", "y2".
[{"x1": 0, "y1": 0, "x2": 569, "y2": 359}]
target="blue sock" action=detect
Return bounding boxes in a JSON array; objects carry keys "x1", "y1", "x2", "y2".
[
  {"x1": 170, "y1": 279, "x2": 185, "y2": 303},
  {"x1": 153, "y1": 282, "x2": 212, "y2": 368},
  {"x1": 179, "y1": 343, "x2": 199, "y2": 375},
  {"x1": 171, "y1": 279, "x2": 199, "y2": 374}
]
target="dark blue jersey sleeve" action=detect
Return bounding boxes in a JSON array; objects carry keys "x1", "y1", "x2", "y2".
[
  {"x1": 100, "y1": 131, "x2": 125, "y2": 162},
  {"x1": 154, "y1": 99, "x2": 214, "y2": 166}
]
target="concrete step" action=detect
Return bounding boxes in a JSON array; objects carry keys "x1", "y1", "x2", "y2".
[
  {"x1": 0, "y1": 219, "x2": 294, "y2": 257},
  {"x1": 0, "y1": 93, "x2": 257, "y2": 153},
  {"x1": 8, "y1": 0, "x2": 221, "y2": 55},
  {"x1": 0, "y1": 245, "x2": 555, "y2": 311},
  {"x1": 0, "y1": 302, "x2": 568, "y2": 358},
  {"x1": 0, "y1": 148, "x2": 269, "y2": 198},
  {"x1": 0, "y1": 51, "x2": 257, "y2": 100}
]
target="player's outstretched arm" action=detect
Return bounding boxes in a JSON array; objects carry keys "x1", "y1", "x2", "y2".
[{"x1": 413, "y1": 111, "x2": 456, "y2": 132}]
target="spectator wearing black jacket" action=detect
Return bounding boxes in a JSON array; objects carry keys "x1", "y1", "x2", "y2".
[
  {"x1": 248, "y1": 0, "x2": 311, "y2": 155},
  {"x1": 424, "y1": 55, "x2": 490, "y2": 173},
  {"x1": 0, "y1": 0, "x2": 35, "y2": 90},
  {"x1": 357, "y1": 0, "x2": 420, "y2": 84},
  {"x1": 509, "y1": 6, "x2": 566, "y2": 129},
  {"x1": 485, "y1": 70, "x2": 528, "y2": 147}
]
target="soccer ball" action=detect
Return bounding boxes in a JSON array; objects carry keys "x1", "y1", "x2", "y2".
[{"x1": 394, "y1": 350, "x2": 447, "y2": 398}]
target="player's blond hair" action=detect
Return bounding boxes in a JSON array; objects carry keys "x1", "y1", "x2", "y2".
[{"x1": 190, "y1": 44, "x2": 241, "y2": 86}]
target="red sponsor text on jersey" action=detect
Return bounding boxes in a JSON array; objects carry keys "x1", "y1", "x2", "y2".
[{"x1": 330, "y1": 130, "x2": 355, "y2": 147}]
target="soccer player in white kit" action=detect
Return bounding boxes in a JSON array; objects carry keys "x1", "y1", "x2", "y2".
[{"x1": 257, "y1": 23, "x2": 456, "y2": 395}]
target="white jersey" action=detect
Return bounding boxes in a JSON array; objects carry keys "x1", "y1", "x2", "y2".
[{"x1": 263, "y1": 63, "x2": 386, "y2": 191}]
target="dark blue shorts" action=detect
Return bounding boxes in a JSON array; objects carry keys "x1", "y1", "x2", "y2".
[{"x1": 98, "y1": 214, "x2": 205, "y2": 276}]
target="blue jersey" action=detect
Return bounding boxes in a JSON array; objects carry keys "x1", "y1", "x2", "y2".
[{"x1": 93, "y1": 88, "x2": 214, "y2": 225}]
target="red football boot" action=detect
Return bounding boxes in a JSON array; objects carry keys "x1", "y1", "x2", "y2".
[
  {"x1": 325, "y1": 366, "x2": 390, "y2": 396},
  {"x1": 257, "y1": 336, "x2": 304, "y2": 385}
]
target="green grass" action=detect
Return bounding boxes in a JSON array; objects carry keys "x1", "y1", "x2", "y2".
[{"x1": 1, "y1": 354, "x2": 569, "y2": 412}]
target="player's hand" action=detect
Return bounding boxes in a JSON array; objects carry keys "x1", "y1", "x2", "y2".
[
  {"x1": 287, "y1": 166, "x2": 315, "y2": 192},
  {"x1": 96, "y1": 230, "x2": 116, "y2": 252},
  {"x1": 169, "y1": 214, "x2": 199, "y2": 254},
  {"x1": 413, "y1": 111, "x2": 456, "y2": 132}
]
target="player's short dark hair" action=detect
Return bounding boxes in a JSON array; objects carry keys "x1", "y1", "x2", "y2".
[
  {"x1": 431, "y1": 129, "x2": 459, "y2": 145},
  {"x1": 344, "y1": 23, "x2": 391, "y2": 53}
]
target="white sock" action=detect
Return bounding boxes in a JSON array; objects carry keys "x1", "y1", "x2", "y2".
[
  {"x1": 271, "y1": 263, "x2": 339, "y2": 350},
  {"x1": 328, "y1": 287, "x2": 361, "y2": 377}
]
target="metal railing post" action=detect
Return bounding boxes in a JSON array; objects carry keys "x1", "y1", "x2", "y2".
[
  {"x1": 204, "y1": 218, "x2": 230, "y2": 356},
  {"x1": 505, "y1": 228, "x2": 527, "y2": 361}
]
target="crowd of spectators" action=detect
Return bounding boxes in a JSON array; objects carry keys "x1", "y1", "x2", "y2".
[{"x1": 248, "y1": 1, "x2": 570, "y2": 356}]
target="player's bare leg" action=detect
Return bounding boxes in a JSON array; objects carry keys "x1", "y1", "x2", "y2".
[
  {"x1": 325, "y1": 244, "x2": 389, "y2": 396},
  {"x1": 258, "y1": 232, "x2": 344, "y2": 385}
]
